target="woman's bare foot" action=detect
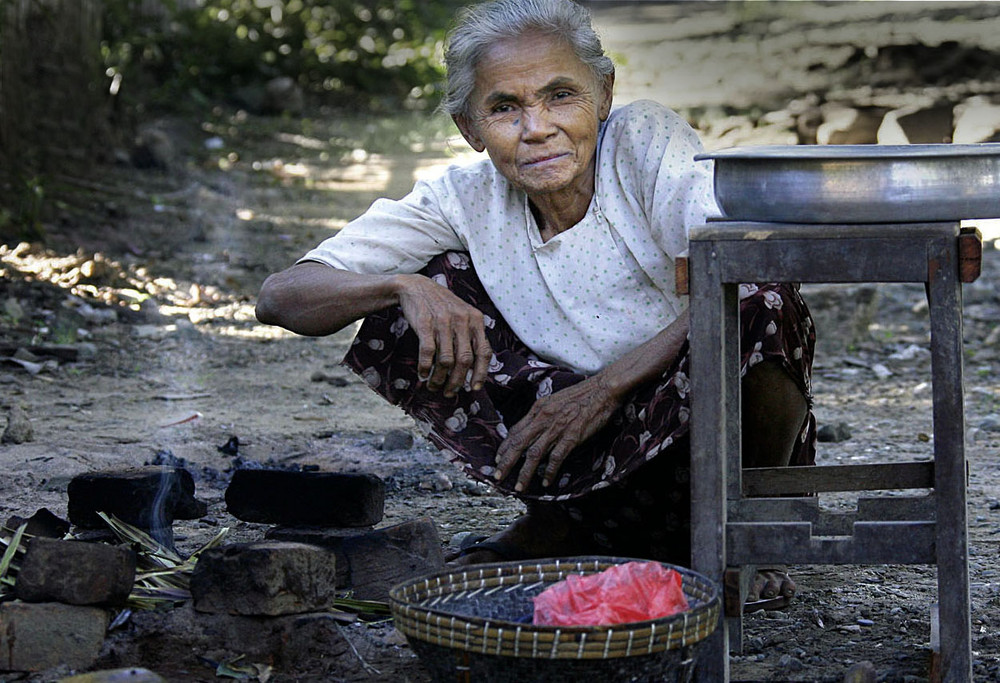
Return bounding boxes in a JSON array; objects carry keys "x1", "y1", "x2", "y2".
[
  {"x1": 446, "y1": 503, "x2": 594, "y2": 566},
  {"x1": 747, "y1": 567, "x2": 796, "y2": 610}
]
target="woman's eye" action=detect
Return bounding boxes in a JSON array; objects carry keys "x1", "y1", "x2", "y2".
[
  {"x1": 492, "y1": 103, "x2": 514, "y2": 114},
  {"x1": 553, "y1": 90, "x2": 573, "y2": 100}
]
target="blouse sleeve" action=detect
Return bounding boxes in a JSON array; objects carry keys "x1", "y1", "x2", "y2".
[
  {"x1": 604, "y1": 100, "x2": 719, "y2": 259},
  {"x1": 298, "y1": 175, "x2": 468, "y2": 274}
]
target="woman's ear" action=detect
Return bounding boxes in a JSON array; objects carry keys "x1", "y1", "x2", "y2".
[
  {"x1": 598, "y1": 71, "x2": 615, "y2": 122},
  {"x1": 453, "y1": 114, "x2": 486, "y2": 153}
]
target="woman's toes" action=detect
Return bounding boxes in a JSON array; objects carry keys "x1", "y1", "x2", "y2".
[{"x1": 749, "y1": 569, "x2": 795, "y2": 602}]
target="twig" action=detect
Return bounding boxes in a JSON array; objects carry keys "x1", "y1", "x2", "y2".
[{"x1": 336, "y1": 624, "x2": 381, "y2": 676}]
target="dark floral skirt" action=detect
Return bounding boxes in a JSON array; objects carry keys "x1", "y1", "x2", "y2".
[{"x1": 343, "y1": 252, "x2": 816, "y2": 563}]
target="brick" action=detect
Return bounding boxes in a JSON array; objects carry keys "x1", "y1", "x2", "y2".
[
  {"x1": 267, "y1": 517, "x2": 444, "y2": 601},
  {"x1": 99, "y1": 603, "x2": 352, "y2": 678},
  {"x1": 0, "y1": 601, "x2": 107, "y2": 672},
  {"x1": 15, "y1": 539, "x2": 135, "y2": 607},
  {"x1": 190, "y1": 541, "x2": 338, "y2": 616},
  {"x1": 59, "y1": 669, "x2": 167, "y2": 683},
  {"x1": 225, "y1": 469, "x2": 384, "y2": 526},
  {"x1": 4, "y1": 507, "x2": 70, "y2": 539},
  {"x1": 67, "y1": 467, "x2": 207, "y2": 530}
]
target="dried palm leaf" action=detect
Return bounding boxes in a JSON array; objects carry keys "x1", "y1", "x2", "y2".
[{"x1": 0, "y1": 523, "x2": 27, "y2": 593}]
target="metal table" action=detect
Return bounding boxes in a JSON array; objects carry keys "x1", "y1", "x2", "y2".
[{"x1": 686, "y1": 220, "x2": 981, "y2": 682}]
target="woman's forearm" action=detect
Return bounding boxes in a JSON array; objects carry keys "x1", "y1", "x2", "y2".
[
  {"x1": 596, "y1": 309, "x2": 690, "y2": 403},
  {"x1": 255, "y1": 261, "x2": 403, "y2": 336}
]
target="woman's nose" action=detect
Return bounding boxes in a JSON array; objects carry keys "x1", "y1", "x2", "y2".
[{"x1": 520, "y1": 106, "x2": 556, "y2": 140}]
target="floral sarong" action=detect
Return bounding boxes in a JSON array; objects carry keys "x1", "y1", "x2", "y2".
[{"x1": 343, "y1": 252, "x2": 816, "y2": 563}]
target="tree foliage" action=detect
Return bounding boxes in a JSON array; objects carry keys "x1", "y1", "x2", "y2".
[{"x1": 102, "y1": 0, "x2": 465, "y2": 112}]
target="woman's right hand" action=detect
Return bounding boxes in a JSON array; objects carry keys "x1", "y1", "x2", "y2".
[{"x1": 394, "y1": 274, "x2": 493, "y2": 397}]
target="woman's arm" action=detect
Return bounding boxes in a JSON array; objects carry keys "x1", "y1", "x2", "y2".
[
  {"x1": 256, "y1": 261, "x2": 493, "y2": 396},
  {"x1": 494, "y1": 309, "x2": 689, "y2": 492}
]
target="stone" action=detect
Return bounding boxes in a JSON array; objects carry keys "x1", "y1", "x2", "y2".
[
  {"x1": 190, "y1": 541, "x2": 338, "y2": 616},
  {"x1": 266, "y1": 517, "x2": 444, "y2": 601},
  {"x1": 816, "y1": 105, "x2": 888, "y2": 145},
  {"x1": 778, "y1": 654, "x2": 805, "y2": 671},
  {"x1": 978, "y1": 415, "x2": 1000, "y2": 433},
  {"x1": 379, "y1": 428, "x2": 414, "y2": 451},
  {"x1": 0, "y1": 601, "x2": 108, "y2": 672},
  {"x1": 130, "y1": 126, "x2": 174, "y2": 171},
  {"x1": 417, "y1": 471, "x2": 453, "y2": 492},
  {"x1": 97, "y1": 603, "x2": 351, "y2": 678},
  {"x1": 262, "y1": 76, "x2": 304, "y2": 115},
  {"x1": 953, "y1": 101, "x2": 1000, "y2": 143},
  {"x1": 67, "y1": 467, "x2": 207, "y2": 531},
  {"x1": 843, "y1": 660, "x2": 878, "y2": 683},
  {"x1": 877, "y1": 104, "x2": 954, "y2": 144},
  {"x1": 4, "y1": 507, "x2": 70, "y2": 539},
  {"x1": 2, "y1": 404, "x2": 34, "y2": 444},
  {"x1": 817, "y1": 422, "x2": 853, "y2": 443},
  {"x1": 225, "y1": 469, "x2": 384, "y2": 527},
  {"x1": 15, "y1": 538, "x2": 136, "y2": 607},
  {"x1": 58, "y1": 668, "x2": 167, "y2": 683}
]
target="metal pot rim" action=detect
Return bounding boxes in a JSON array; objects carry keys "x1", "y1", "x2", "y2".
[{"x1": 696, "y1": 143, "x2": 1000, "y2": 162}]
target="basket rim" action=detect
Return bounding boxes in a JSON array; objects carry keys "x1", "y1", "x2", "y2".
[{"x1": 389, "y1": 555, "x2": 720, "y2": 634}]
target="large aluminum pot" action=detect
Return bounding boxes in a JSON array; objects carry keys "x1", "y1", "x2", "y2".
[{"x1": 696, "y1": 144, "x2": 1000, "y2": 224}]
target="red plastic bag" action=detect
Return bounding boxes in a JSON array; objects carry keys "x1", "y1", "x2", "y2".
[{"x1": 533, "y1": 561, "x2": 689, "y2": 626}]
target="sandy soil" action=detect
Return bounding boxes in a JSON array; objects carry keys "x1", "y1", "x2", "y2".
[{"x1": 2, "y1": 2, "x2": 1000, "y2": 681}]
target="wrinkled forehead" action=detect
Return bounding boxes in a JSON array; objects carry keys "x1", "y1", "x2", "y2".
[{"x1": 471, "y1": 32, "x2": 596, "y2": 94}]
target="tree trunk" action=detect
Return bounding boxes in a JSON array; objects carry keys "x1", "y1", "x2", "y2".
[{"x1": 0, "y1": 0, "x2": 106, "y2": 186}]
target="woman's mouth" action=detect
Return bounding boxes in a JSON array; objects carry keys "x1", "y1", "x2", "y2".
[{"x1": 524, "y1": 153, "x2": 568, "y2": 167}]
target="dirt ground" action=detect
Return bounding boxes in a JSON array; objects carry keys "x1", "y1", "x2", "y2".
[{"x1": 3, "y1": 2, "x2": 1000, "y2": 681}]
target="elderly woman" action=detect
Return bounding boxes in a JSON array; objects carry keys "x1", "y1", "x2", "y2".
[{"x1": 256, "y1": 0, "x2": 815, "y2": 607}]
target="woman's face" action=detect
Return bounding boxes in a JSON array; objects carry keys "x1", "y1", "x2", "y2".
[{"x1": 455, "y1": 32, "x2": 613, "y2": 201}]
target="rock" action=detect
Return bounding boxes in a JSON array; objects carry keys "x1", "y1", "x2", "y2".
[
  {"x1": 817, "y1": 422, "x2": 853, "y2": 443},
  {"x1": 871, "y1": 363, "x2": 892, "y2": 379},
  {"x1": 67, "y1": 467, "x2": 207, "y2": 532},
  {"x1": 2, "y1": 297, "x2": 25, "y2": 324},
  {"x1": 4, "y1": 508, "x2": 71, "y2": 538},
  {"x1": 266, "y1": 517, "x2": 445, "y2": 601},
  {"x1": 74, "y1": 302, "x2": 118, "y2": 325},
  {"x1": 843, "y1": 660, "x2": 877, "y2": 683},
  {"x1": 58, "y1": 669, "x2": 167, "y2": 683},
  {"x1": 953, "y1": 100, "x2": 1000, "y2": 143},
  {"x1": 1, "y1": 404, "x2": 33, "y2": 444},
  {"x1": 15, "y1": 539, "x2": 136, "y2": 607},
  {"x1": 225, "y1": 469, "x2": 385, "y2": 527},
  {"x1": 310, "y1": 370, "x2": 348, "y2": 386},
  {"x1": 191, "y1": 541, "x2": 338, "y2": 616},
  {"x1": 979, "y1": 415, "x2": 1000, "y2": 432},
  {"x1": 97, "y1": 603, "x2": 351, "y2": 677},
  {"x1": 379, "y1": 428, "x2": 414, "y2": 451},
  {"x1": 262, "y1": 76, "x2": 304, "y2": 115},
  {"x1": 778, "y1": 654, "x2": 805, "y2": 671},
  {"x1": 0, "y1": 602, "x2": 108, "y2": 672},
  {"x1": 417, "y1": 471, "x2": 452, "y2": 492},
  {"x1": 877, "y1": 104, "x2": 954, "y2": 144},
  {"x1": 130, "y1": 125, "x2": 174, "y2": 171},
  {"x1": 816, "y1": 105, "x2": 888, "y2": 145}
]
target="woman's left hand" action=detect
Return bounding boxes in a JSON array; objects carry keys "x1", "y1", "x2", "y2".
[{"x1": 494, "y1": 374, "x2": 620, "y2": 493}]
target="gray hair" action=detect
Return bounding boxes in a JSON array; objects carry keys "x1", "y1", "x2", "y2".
[{"x1": 441, "y1": 0, "x2": 615, "y2": 117}]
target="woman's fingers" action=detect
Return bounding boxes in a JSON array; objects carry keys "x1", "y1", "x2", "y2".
[
  {"x1": 494, "y1": 403, "x2": 575, "y2": 491},
  {"x1": 495, "y1": 378, "x2": 619, "y2": 492},
  {"x1": 470, "y1": 331, "x2": 492, "y2": 391},
  {"x1": 398, "y1": 275, "x2": 492, "y2": 395}
]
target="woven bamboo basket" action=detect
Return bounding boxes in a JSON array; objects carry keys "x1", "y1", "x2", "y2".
[{"x1": 389, "y1": 556, "x2": 720, "y2": 683}]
